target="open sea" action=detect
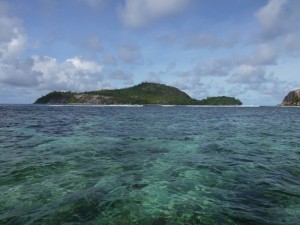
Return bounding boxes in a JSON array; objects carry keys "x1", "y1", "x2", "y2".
[{"x1": 0, "y1": 105, "x2": 299, "y2": 225}]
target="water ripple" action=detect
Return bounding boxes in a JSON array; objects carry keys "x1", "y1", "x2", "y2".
[{"x1": 0, "y1": 105, "x2": 299, "y2": 225}]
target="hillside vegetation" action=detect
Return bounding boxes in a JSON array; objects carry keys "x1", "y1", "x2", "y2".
[
  {"x1": 34, "y1": 82, "x2": 242, "y2": 105},
  {"x1": 198, "y1": 96, "x2": 242, "y2": 105}
]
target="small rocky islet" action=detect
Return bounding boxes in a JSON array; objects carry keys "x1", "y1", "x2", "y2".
[{"x1": 280, "y1": 89, "x2": 300, "y2": 106}]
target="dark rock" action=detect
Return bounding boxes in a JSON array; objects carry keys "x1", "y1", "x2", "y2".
[{"x1": 281, "y1": 89, "x2": 300, "y2": 106}]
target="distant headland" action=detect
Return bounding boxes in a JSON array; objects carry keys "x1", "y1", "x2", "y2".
[
  {"x1": 280, "y1": 89, "x2": 300, "y2": 106},
  {"x1": 34, "y1": 82, "x2": 242, "y2": 106}
]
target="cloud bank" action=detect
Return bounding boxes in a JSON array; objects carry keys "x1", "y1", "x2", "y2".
[
  {"x1": 119, "y1": 0, "x2": 190, "y2": 28},
  {"x1": 0, "y1": 5, "x2": 106, "y2": 94}
]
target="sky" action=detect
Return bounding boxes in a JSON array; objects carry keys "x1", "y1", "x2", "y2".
[{"x1": 0, "y1": 0, "x2": 299, "y2": 105}]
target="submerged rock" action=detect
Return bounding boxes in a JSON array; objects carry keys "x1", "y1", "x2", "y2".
[{"x1": 281, "y1": 89, "x2": 300, "y2": 106}]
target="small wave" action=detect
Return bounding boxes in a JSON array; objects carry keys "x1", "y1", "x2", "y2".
[
  {"x1": 96, "y1": 104, "x2": 144, "y2": 107},
  {"x1": 47, "y1": 104, "x2": 143, "y2": 107},
  {"x1": 186, "y1": 105, "x2": 260, "y2": 108},
  {"x1": 186, "y1": 105, "x2": 239, "y2": 107},
  {"x1": 240, "y1": 105, "x2": 260, "y2": 107},
  {"x1": 47, "y1": 105, "x2": 67, "y2": 107}
]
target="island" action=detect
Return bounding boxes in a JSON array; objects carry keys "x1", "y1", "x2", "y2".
[
  {"x1": 280, "y1": 89, "x2": 300, "y2": 106},
  {"x1": 34, "y1": 82, "x2": 242, "y2": 105}
]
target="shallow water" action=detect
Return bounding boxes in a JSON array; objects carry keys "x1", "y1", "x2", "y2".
[{"x1": 0, "y1": 105, "x2": 299, "y2": 225}]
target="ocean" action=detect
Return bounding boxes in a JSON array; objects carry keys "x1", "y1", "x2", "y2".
[{"x1": 0, "y1": 105, "x2": 299, "y2": 225}]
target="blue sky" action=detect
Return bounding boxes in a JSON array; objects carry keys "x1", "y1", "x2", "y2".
[{"x1": 0, "y1": 0, "x2": 299, "y2": 105}]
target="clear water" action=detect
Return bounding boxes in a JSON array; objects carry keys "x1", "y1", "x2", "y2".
[{"x1": 0, "y1": 105, "x2": 299, "y2": 225}]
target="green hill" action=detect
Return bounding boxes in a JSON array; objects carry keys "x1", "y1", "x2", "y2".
[
  {"x1": 197, "y1": 96, "x2": 242, "y2": 105},
  {"x1": 34, "y1": 82, "x2": 242, "y2": 105}
]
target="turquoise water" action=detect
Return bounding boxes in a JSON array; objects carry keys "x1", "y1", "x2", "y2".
[{"x1": 0, "y1": 105, "x2": 299, "y2": 225}]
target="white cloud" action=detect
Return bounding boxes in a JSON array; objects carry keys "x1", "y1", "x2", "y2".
[
  {"x1": 146, "y1": 71, "x2": 162, "y2": 83},
  {"x1": 119, "y1": 44, "x2": 141, "y2": 63},
  {"x1": 83, "y1": 36, "x2": 102, "y2": 52},
  {"x1": 186, "y1": 32, "x2": 239, "y2": 49},
  {"x1": 31, "y1": 56, "x2": 104, "y2": 91},
  {"x1": 256, "y1": 0, "x2": 287, "y2": 26},
  {"x1": 171, "y1": 71, "x2": 209, "y2": 100},
  {"x1": 255, "y1": 0, "x2": 287, "y2": 38},
  {"x1": 0, "y1": 6, "x2": 35, "y2": 88},
  {"x1": 193, "y1": 42, "x2": 278, "y2": 78},
  {"x1": 283, "y1": 34, "x2": 300, "y2": 54},
  {"x1": 0, "y1": 16, "x2": 27, "y2": 62},
  {"x1": 0, "y1": 58, "x2": 41, "y2": 87},
  {"x1": 172, "y1": 74, "x2": 192, "y2": 91},
  {"x1": 186, "y1": 33, "x2": 220, "y2": 49},
  {"x1": 255, "y1": 0, "x2": 300, "y2": 43},
  {"x1": 109, "y1": 69, "x2": 134, "y2": 85},
  {"x1": 195, "y1": 58, "x2": 233, "y2": 77},
  {"x1": 0, "y1": 3, "x2": 107, "y2": 93},
  {"x1": 66, "y1": 57, "x2": 103, "y2": 73},
  {"x1": 119, "y1": 0, "x2": 190, "y2": 28},
  {"x1": 1, "y1": 55, "x2": 105, "y2": 92},
  {"x1": 252, "y1": 44, "x2": 277, "y2": 65},
  {"x1": 230, "y1": 65, "x2": 267, "y2": 84},
  {"x1": 156, "y1": 33, "x2": 177, "y2": 45},
  {"x1": 79, "y1": 0, "x2": 106, "y2": 8},
  {"x1": 103, "y1": 53, "x2": 117, "y2": 65}
]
